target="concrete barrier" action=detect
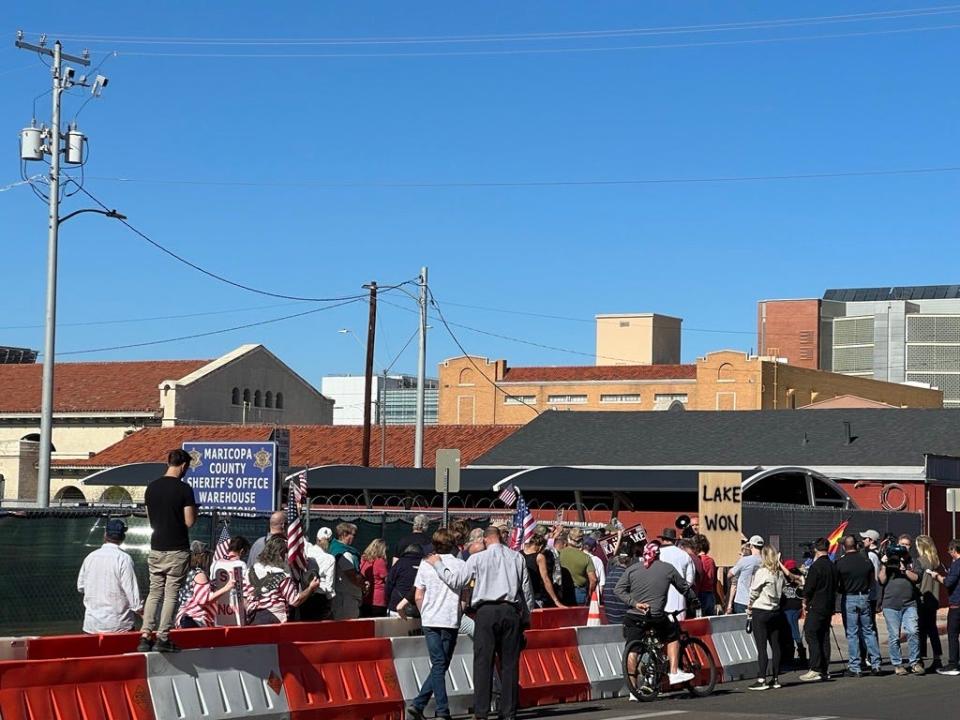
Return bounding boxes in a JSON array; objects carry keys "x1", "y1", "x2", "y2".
[
  {"x1": 701, "y1": 613, "x2": 757, "y2": 681},
  {"x1": 146, "y1": 644, "x2": 289, "y2": 720},
  {"x1": 573, "y1": 624, "x2": 627, "y2": 699},
  {"x1": 390, "y1": 634, "x2": 475, "y2": 717},
  {"x1": 0, "y1": 637, "x2": 32, "y2": 661}
]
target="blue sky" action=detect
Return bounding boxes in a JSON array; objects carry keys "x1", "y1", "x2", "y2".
[{"x1": 3, "y1": 2, "x2": 959, "y2": 385}]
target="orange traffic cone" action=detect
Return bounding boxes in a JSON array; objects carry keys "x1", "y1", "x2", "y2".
[{"x1": 586, "y1": 587, "x2": 602, "y2": 626}]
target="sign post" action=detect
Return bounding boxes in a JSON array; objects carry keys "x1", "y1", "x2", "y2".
[
  {"x1": 948, "y1": 488, "x2": 959, "y2": 539},
  {"x1": 435, "y1": 449, "x2": 461, "y2": 528},
  {"x1": 182, "y1": 441, "x2": 278, "y2": 514},
  {"x1": 698, "y1": 472, "x2": 743, "y2": 567}
]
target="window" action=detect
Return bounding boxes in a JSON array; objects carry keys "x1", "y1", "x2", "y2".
[
  {"x1": 547, "y1": 394, "x2": 587, "y2": 405},
  {"x1": 275, "y1": 392, "x2": 284, "y2": 409},
  {"x1": 243, "y1": 388, "x2": 251, "y2": 404},
  {"x1": 504, "y1": 395, "x2": 536, "y2": 405},
  {"x1": 654, "y1": 393, "x2": 688, "y2": 410},
  {"x1": 231, "y1": 387, "x2": 240, "y2": 405},
  {"x1": 619, "y1": 320, "x2": 630, "y2": 328},
  {"x1": 832, "y1": 316, "x2": 874, "y2": 375},
  {"x1": 254, "y1": 390, "x2": 262, "y2": 407},
  {"x1": 717, "y1": 363, "x2": 735, "y2": 382},
  {"x1": 600, "y1": 394, "x2": 641, "y2": 404},
  {"x1": 458, "y1": 368, "x2": 475, "y2": 386},
  {"x1": 265, "y1": 391, "x2": 273, "y2": 408}
]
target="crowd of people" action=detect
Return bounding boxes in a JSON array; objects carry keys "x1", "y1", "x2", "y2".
[{"x1": 74, "y1": 452, "x2": 960, "y2": 717}]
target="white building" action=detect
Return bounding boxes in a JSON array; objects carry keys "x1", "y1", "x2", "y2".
[
  {"x1": 0, "y1": 344, "x2": 332, "y2": 504},
  {"x1": 321, "y1": 374, "x2": 438, "y2": 426}
]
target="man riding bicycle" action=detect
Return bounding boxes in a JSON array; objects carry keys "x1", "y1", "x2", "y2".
[{"x1": 615, "y1": 541, "x2": 699, "y2": 686}]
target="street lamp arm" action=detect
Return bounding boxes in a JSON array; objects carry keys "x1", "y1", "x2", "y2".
[{"x1": 58, "y1": 207, "x2": 127, "y2": 225}]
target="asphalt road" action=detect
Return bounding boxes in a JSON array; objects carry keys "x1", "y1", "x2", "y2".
[{"x1": 517, "y1": 663, "x2": 959, "y2": 720}]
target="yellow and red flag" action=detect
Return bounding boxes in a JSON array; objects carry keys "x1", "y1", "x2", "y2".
[{"x1": 827, "y1": 519, "x2": 849, "y2": 558}]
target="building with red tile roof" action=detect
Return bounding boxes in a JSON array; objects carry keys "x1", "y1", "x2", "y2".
[
  {"x1": 50, "y1": 423, "x2": 520, "y2": 504},
  {"x1": 1, "y1": 345, "x2": 333, "y2": 505}
]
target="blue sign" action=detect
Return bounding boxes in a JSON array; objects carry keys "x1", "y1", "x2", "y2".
[{"x1": 182, "y1": 441, "x2": 277, "y2": 513}]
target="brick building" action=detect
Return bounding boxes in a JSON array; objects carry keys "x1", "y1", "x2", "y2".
[
  {"x1": 438, "y1": 349, "x2": 942, "y2": 425},
  {"x1": 0, "y1": 344, "x2": 333, "y2": 504},
  {"x1": 758, "y1": 285, "x2": 960, "y2": 407}
]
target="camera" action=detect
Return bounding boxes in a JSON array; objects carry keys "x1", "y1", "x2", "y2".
[{"x1": 884, "y1": 544, "x2": 910, "y2": 569}]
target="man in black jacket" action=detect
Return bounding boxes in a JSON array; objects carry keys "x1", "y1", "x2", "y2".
[
  {"x1": 836, "y1": 536, "x2": 882, "y2": 676},
  {"x1": 800, "y1": 537, "x2": 838, "y2": 682}
]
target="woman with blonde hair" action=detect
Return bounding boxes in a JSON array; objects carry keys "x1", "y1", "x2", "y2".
[
  {"x1": 361, "y1": 538, "x2": 389, "y2": 617},
  {"x1": 747, "y1": 545, "x2": 786, "y2": 690},
  {"x1": 916, "y1": 534, "x2": 944, "y2": 670}
]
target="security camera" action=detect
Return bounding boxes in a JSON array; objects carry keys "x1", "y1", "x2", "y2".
[{"x1": 91, "y1": 74, "x2": 109, "y2": 97}]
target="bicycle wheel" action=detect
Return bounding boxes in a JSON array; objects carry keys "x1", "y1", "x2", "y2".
[
  {"x1": 622, "y1": 640, "x2": 660, "y2": 702},
  {"x1": 680, "y1": 636, "x2": 718, "y2": 698}
]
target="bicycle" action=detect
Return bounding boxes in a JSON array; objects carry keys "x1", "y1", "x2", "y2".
[{"x1": 621, "y1": 610, "x2": 718, "y2": 702}]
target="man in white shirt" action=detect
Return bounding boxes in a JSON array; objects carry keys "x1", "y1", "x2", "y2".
[
  {"x1": 407, "y1": 529, "x2": 465, "y2": 720},
  {"x1": 658, "y1": 528, "x2": 695, "y2": 619},
  {"x1": 77, "y1": 518, "x2": 142, "y2": 634}
]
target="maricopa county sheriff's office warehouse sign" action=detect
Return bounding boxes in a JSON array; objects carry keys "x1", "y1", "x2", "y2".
[{"x1": 182, "y1": 441, "x2": 277, "y2": 513}]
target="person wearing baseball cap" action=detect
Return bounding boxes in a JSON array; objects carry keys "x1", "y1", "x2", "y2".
[
  {"x1": 77, "y1": 517, "x2": 142, "y2": 634},
  {"x1": 859, "y1": 529, "x2": 883, "y2": 656},
  {"x1": 727, "y1": 535, "x2": 764, "y2": 614}
]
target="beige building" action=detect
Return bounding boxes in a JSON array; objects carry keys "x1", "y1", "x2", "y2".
[
  {"x1": 595, "y1": 313, "x2": 681, "y2": 365},
  {"x1": 438, "y1": 348, "x2": 943, "y2": 426},
  {"x1": 0, "y1": 344, "x2": 333, "y2": 504}
]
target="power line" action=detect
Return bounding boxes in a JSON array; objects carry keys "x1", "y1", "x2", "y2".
[
  {"x1": 424, "y1": 289, "x2": 539, "y2": 416},
  {"x1": 74, "y1": 184, "x2": 414, "y2": 302},
  {"x1": 55, "y1": 297, "x2": 363, "y2": 356},
  {"x1": 35, "y1": 5, "x2": 960, "y2": 46},
  {"x1": 74, "y1": 22, "x2": 960, "y2": 58},
  {"x1": 84, "y1": 165, "x2": 960, "y2": 190},
  {"x1": 0, "y1": 300, "x2": 310, "y2": 330}
]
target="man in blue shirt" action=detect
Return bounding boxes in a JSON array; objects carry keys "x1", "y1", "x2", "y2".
[{"x1": 931, "y1": 538, "x2": 960, "y2": 675}]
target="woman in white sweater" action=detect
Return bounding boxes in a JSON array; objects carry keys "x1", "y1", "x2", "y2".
[{"x1": 747, "y1": 545, "x2": 786, "y2": 690}]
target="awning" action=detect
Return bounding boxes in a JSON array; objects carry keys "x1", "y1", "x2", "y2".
[{"x1": 81, "y1": 462, "x2": 166, "y2": 486}]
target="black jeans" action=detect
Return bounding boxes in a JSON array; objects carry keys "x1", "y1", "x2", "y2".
[
  {"x1": 804, "y1": 612, "x2": 832, "y2": 675},
  {"x1": 474, "y1": 603, "x2": 523, "y2": 720},
  {"x1": 918, "y1": 595, "x2": 943, "y2": 660},
  {"x1": 947, "y1": 607, "x2": 960, "y2": 668},
  {"x1": 752, "y1": 608, "x2": 782, "y2": 679}
]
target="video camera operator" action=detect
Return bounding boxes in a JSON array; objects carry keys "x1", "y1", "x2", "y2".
[{"x1": 878, "y1": 534, "x2": 923, "y2": 675}]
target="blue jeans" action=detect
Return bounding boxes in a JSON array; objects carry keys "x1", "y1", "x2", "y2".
[
  {"x1": 784, "y1": 608, "x2": 802, "y2": 645},
  {"x1": 844, "y1": 595, "x2": 881, "y2": 671},
  {"x1": 575, "y1": 586, "x2": 588, "y2": 605},
  {"x1": 733, "y1": 602, "x2": 748, "y2": 614},
  {"x1": 698, "y1": 592, "x2": 716, "y2": 617},
  {"x1": 883, "y1": 605, "x2": 920, "y2": 667},
  {"x1": 413, "y1": 626, "x2": 458, "y2": 715}
]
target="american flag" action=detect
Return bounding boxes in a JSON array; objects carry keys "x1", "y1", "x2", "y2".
[
  {"x1": 510, "y1": 494, "x2": 536, "y2": 551},
  {"x1": 213, "y1": 522, "x2": 231, "y2": 561},
  {"x1": 498, "y1": 483, "x2": 518, "y2": 507},
  {"x1": 286, "y1": 471, "x2": 308, "y2": 573}
]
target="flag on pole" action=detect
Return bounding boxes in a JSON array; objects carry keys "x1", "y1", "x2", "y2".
[
  {"x1": 510, "y1": 494, "x2": 535, "y2": 551},
  {"x1": 498, "y1": 483, "x2": 518, "y2": 507},
  {"x1": 286, "y1": 471, "x2": 308, "y2": 573},
  {"x1": 826, "y1": 519, "x2": 849, "y2": 559},
  {"x1": 213, "y1": 521, "x2": 231, "y2": 561}
]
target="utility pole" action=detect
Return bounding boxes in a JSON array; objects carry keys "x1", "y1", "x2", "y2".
[
  {"x1": 15, "y1": 34, "x2": 92, "y2": 508},
  {"x1": 414, "y1": 267, "x2": 428, "y2": 468},
  {"x1": 361, "y1": 282, "x2": 378, "y2": 467}
]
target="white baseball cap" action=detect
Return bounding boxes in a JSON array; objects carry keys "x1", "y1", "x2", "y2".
[
  {"x1": 748, "y1": 535, "x2": 765, "y2": 548},
  {"x1": 859, "y1": 529, "x2": 880, "y2": 542}
]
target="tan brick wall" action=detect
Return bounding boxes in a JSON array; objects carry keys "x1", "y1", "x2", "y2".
[
  {"x1": 439, "y1": 349, "x2": 943, "y2": 426},
  {"x1": 595, "y1": 314, "x2": 681, "y2": 366},
  {"x1": 760, "y1": 361, "x2": 943, "y2": 409},
  {"x1": 438, "y1": 356, "x2": 696, "y2": 424}
]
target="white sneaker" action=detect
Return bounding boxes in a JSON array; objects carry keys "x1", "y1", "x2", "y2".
[
  {"x1": 628, "y1": 693, "x2": 639, "y2": 702},
  {"x1": 668, "y1": 670, "x2": 696, "y2": 685}
]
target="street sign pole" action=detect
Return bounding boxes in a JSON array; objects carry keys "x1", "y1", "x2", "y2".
[
  {"x1": 443, "y1": 467, "x2": 450, "y2": 528},
  {"x1": 435, "y1": 449, "x2": 460, "y2": 529},
  {"x1": 948, "y1": 488, "x2": 958, "y2": 539}
]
